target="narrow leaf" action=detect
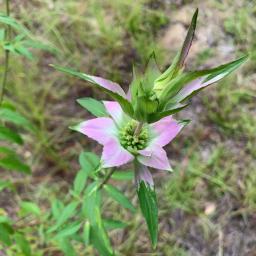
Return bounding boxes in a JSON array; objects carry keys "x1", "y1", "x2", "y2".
[
  {"x1": 104, "y1": 184, "x2": 136, "y2": 213},
  {"x1": 77, "y1": 97, "x2": 108, "y2": 117},
  {"x1": 0, "y1": 126, "x2": 23, "y2": 144},
  {"x1": 47, "y1": 202, "x2": 79, "y2": 233},
  {"x1": 73, "y1": 169, "x2": 88, "y2": 194},
  {"x1": 137, "y1": 181, "x2": 158, "y2": 249},
  {"x1": 54, "y1": 222, "x2": 82, "y2": 240}
]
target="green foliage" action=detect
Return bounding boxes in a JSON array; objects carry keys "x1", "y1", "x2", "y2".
[
  {"x1": 137, "y1": 181, "x2": 158, "y2": 249},
  {"x1": 77, "y1": 97, "x2": 108, "y2": 117},
  {"x1": 104, "y1": 184, "x2": 136, "y2": 213}
]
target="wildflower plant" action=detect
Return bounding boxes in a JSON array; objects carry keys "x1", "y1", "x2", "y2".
[{"x1": 52, "y1": 9, "x2": 247, "y2": 255}]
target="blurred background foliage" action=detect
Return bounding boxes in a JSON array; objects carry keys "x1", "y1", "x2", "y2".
[{"x1": 0, "y1": 0, "x2": 255, "y2": 255}]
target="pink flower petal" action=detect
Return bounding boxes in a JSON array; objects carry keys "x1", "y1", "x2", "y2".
[
  {"x1": 150, "y1": 116, "x2": 183, "y2": 147},
  {"x1": 73, "y1": 117, "x2": 117, "y2": 145},
  {"x1": 135, "y1": 162, "x2": 154, "y2": 188},
  {"x1": 102, "y1": 139, "x2": 134, "y2": 168},
  {"x1": 88, "y1": 75, "x2": 126, "y2": 98},
  {"x1": 103, "y1": 101, "x2": 123, "y2": 124},
  {"x1": 138, "y1": 146, "x2": 172, "y2": 171},
  {"x1": 175, "y1": 72, "x2": 228, "y2": 101}
]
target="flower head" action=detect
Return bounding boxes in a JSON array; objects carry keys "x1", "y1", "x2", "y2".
[{"x1": 72, "y1": 101, "x2": 185, "y2": 171}]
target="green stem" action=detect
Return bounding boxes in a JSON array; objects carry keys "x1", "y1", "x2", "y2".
[
  {"x1": 0, "y1": 0, "x2": 11, "y2": 105},
  {"x1": 98, "y1": 168, "x2": 115, "y2": 190}
]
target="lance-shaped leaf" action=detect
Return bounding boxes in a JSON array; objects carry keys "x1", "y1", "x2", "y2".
[
  {"x1": 104, "y1": 184, "x2": 136, "y2": 213},
  {"x1": 135, "y1": 163, "x2": 158, "y2": 248},
  {"x1": 51, "y1": 64, "x2": 133, "y2": 116},
  {"x1": 160, "y1": 55, "x2": 249, "y2": 107},
  {"x1": 154, "y1": 8, "x2": 198, "y2": 95},
  {"x1": 77, "y1": 97, "x2": 108, "y2": 117},
  {"x1": 83, "y1": 182, "x2": 114, "y2": 256},
  {"x1": 0, "y1": 126, "x2": 23, "y2": 145}
]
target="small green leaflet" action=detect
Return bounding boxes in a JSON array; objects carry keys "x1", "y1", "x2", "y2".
[
  {"x1": 0, "y1": 13, "x2": 30, "y2": 35},
  {"x1": 73, "y1": 169, "x2": 88, "y2": 194},
  {"x1": 47, "y1": 202, "x2": 79, "y2": 233},
  {"x1": 0, "y1": 108, "x2": 35, "y2": 132},
  {"x1": 0, "y1": 151, "x2": 30, "y2": 174},
  {"x1": 77, "y1": 97, "x2": 108, "y2": 117},
  {"x1": 19, "y1": 201, "x2": 41, "y2": 217},
  {"x1": 0, "y1": 125, "x2": 23, "y2": 145},
  {"x1": 83, "y1": 183, "x2": 114, "y2": 256},
  {"x1": 79, "y1": 152, "x2": 100, "y2": 177},
  {"x1": 54, "y1": 222, "x2": 82, "y2": 240},
  {"x1": 137, "y1": 181, "x2": 158, "y2": 249},
  {"x1": 104, "y1": 184, "x2": 136, "y2": 213}
]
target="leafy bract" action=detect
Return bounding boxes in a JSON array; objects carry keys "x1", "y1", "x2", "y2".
[
  {"x1": 137, "y1": 181, "x2": 158, "y2": 249},
  {"x1": 51, "y1": 64, "x2": 133, "y2": 116}
]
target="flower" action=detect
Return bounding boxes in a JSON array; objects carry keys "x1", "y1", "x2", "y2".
[
  {"x1": 72, "y1": 101, "x2": 185, "y2": 171},
  {"x1": 52, "y1": 9, "x2": 248, "y2": 125}
]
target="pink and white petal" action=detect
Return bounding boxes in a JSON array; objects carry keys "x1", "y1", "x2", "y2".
[
  {"x1": 102, "y1": 139, "x2": 134, "y2": 168},
  {"x1": 134, "y1": 162, "x2": 154, "y2": 188},
  {"x1": 126, "y1": 87, "x2": 132, "y2": 101},
  {"x1": 72, "y1": 117, "x2": 117, "y2": 145},
  {"x1": 175, "y1": 71, "x2": 229, "y2": 102},
  {"x1": 88, "y1": 75, "x2": 126, "y2": 98},
  {"x1": 138, "y1": 146, "x2": 172, "y2": 171},
  {"x1": 150, "y1": 116, "x2": 184, "y2": 147},
  {"x1": 103, "y1": 101, "x2": 123, "y2": 124}
]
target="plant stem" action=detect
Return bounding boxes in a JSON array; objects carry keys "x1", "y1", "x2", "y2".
[
  {"x1": 98, "y1": 168, "x2": 115, "y2": 190},
  {"x1": 0, "y1": 0, "x2": 11, "y2": 105},
  {"x1": 134, "y1": 122, "x2": 143, "y2": 137}
]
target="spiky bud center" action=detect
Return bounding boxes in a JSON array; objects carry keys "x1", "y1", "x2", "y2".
[{"x1": 119, "y1": 121, "x2": 148, "y2": 154}]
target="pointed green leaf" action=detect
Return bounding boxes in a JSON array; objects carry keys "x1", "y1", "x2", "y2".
[
  {"x1": 0, "y1": 153, "x2": 30, "y2": 174},
  {"x1": 54, "y1": 222, "x2": 82, "y2": 240},
  {"x1": 104, "y1": 184, "x2": 136, "y2": 213},
  {"x1": 0, "y1": 126, "x2": 23, "y2": 144},
  {"x1": 0, "y1": 108, "x2": 34, "y2": 132},
  {"x1": 77, "y1": 97, "x2": 108, "y2": 117},
  {"x1": 79, "y1": 152, "x2": 100, "y2": 177},
  {"x1": 82, "y1": 182, "x2": 101, "y2": 225},
  {"x1": 47, "y1": 202, "x2": 79, "y2": 233},
  {"x1": 73, "y1": 169, "x2": 88, "y2": 194},
  {"x1": 137, "y1": 181, "x2": 158, "y2": 249},
  {"x1": 20, "y1": 201, "x2": 41, "y2": 217}
]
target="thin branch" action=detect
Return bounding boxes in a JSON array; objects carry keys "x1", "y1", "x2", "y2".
[{"x1": 98, "y1": 168, "x2": 115, "y2": 190}]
